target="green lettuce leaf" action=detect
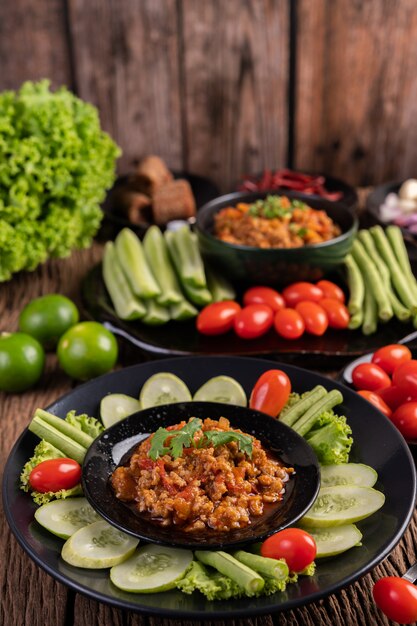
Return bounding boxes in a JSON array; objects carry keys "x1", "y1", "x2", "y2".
[
  {"x1": 305, "y1": 410, "x2": 353, "y2": 465},
  {"x1": 64, "y1": 410, "x2": 104, "y2": 439}
]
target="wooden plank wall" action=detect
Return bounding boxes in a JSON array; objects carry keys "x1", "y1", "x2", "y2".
[{"x1": 1, "y1": 0, "x2": 417, "y2": 191}]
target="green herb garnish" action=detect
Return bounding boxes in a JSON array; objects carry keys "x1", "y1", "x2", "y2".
[
  {"x1": 247, "y1": 195, "x2": 307, "y2": 220},
  {"x1": 148, "y1": 418, "x2": 253, "y2": 460}
]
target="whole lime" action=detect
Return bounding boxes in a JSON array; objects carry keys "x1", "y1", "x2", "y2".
[
  {"x1": 19, "y1": 294, "x2": 79, "y2": 349},
  {"x1": 57, "y1": 322, "x2": 118, "y2": 381},
  {"x1": 0, "y1": 332, "x2": 45, "y2": 393}
]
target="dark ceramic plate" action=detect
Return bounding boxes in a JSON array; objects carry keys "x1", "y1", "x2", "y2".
[
  {"x1": 100, "y1": 172, "x2": 220, "y2": 238},
  {"x1": 3, "y1": 356, "x2": 416, "y2": 619},
  {"x1": 83, "y1": 401, "x2": 320, "y2": 549},
  {"x1": 82, "y1": 263, "x2": 417, "y2": 360}
]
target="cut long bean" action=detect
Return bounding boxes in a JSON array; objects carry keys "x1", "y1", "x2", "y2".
[
  {"x1": 279, "y1": 386, "x2": 327, "y2": 426},
  {"x1": 170, "y1": 226, "x2": 207, "y2": 288},
  {"x1": 370, "y1": 225, "x2": 417, "y2": 313},
  {"x1": 291, "y1": 390, "x2": 344, "y2": 437},
  {"x1": 142, "y1": 299, "x2": 171, "y2": 325},
  {"x1": 233, "y1": 551, "x2": 289, "y2": 580},
  {"x1": 28, "y1": 416, "x2": 87, "y2": 464},
  {"x1": 344, "y1": 254, "x2": 364, "y2": 315},
  {"x1": 362, "y1": 287, "x2": 378, "y2": 335},
  {"x1": 170, "y1": 299, "x2": 198, "y2": 321},
  {"x1": 165, "y1": 230, "x2": 212, "y2": 306},
  {"x1": 348, "y1": 309, "x2": 363, "y2": 330},
  {"x1": 195, "y1": 551, "x2": 264, "y2": 595},
  {"x1": 351, "y1": 240, "x2": 393, "y2": 321},
  {"x1": 386, "y1": 225, "x2": 417, "y2": 301},
  {"x1": 102, "y1": 242, "x2": 146, "y2": 320},
  {"x1": 206, "y1": 266, "x2": 236, "y2": 302},
  {"x1": 358, "y1": 230, "x2": 410, "y2": 321}
]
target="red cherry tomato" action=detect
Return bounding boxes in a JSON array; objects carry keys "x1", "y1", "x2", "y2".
[
  {"x1": 373, "y1": 577, "x2": 417, "y2": 624},
  {"x1": 196, "y1": 301, "x2": 241, "y2": 336},
  {"x1": 351, "y1": 362, "x2": 392, "y2": 392},
  {"x1": 357, "y1": 390, "x2": 392, "y2": 417},
  {"x1": 391, "y1": 402, "x2": 417, "y2": 440},
  {"x1": 377, "y1": 385, "x2": 413, "y2": 412},
  {"x1": 249, "y1": 369, "x2": 291, "y2": 417},
  {"x1": 316, "y1": 280, "x2": 345, "y2": 303},
  {"x1": 372, "y1": 344, "x2": 412, "y2": 375},
  {"x1": 318, "y1": 298, "x2": 350, "y2": 329},
  {"x1": 295, "y1": 301, "x2": 328, "y2": 336},
  {"x1": 29, "y1": 458, "x2": 82, "y2": 493},
  {"x1": 282, "y1": 282, "x2": 324, "y2": 307},
  {"x1": 274, "y1": 308, "x2": 305, "y2": 340},
  {"x1": 243, "y1": 286, "x2": 285, "y2": 312},
  {"x1": 233, "y1": 304, "x2": 274, "y2": 339},
  {"x1": 261, "y1": 528, "x2": 317, "y2": 573},
  {"x1": 392, "y1": 360, "x2": 417, "y2": 398}
]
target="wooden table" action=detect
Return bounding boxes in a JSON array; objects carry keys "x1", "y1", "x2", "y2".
[{"x1": 1, "y1": 241, "x2": 416, "y2": 626}]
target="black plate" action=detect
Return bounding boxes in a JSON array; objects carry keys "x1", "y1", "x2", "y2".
[
  {"x1": 100, "y1": 172, "x2": 220, "y2": 238},
  {"x1": 82, "y1": 263, "x2": 417, "y2": 360},
  {"x1": 83, "y1": 401, "x2": 320, "y2": 549},
  {"x1": 3, "y1": 356, "x2": 416, "y2": 619}
]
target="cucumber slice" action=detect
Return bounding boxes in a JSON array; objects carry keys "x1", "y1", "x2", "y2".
[
  {"x1": 100, "y1": 394, "x2": 141, "y2": 428},
  {"x1": 35, "y1": 497, "x2": 102, "y2": 539},
  {"x1": 301, "y1": 485, "x2": 385, "y2": 528},
  {"x1": 110, "y1": 544, "x2": 193, "y2": 593},
  {"x1": 320, "y1": 463, "x2": 378, "y2": 488},
  {"x1": 306, "y1": 524, "x2": 363, "y2": 558},
  {"x1": 61, "y1": 520, "x2": 139, "y2": 569},
  {"x1": 139, "y1": 373, "x2": 192, "y2": 409},
  {"x1": 193, "y1": 376, "x2": 247, "y2": 406}
]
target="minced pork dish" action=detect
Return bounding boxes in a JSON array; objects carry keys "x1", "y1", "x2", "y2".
[{"x1": 111, "y1": 416, "x2": 293, "y2": 532}]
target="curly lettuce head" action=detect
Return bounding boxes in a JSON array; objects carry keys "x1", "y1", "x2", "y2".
[{"x1": 0, "y1": 80, "x2": 121, "y2": 281}]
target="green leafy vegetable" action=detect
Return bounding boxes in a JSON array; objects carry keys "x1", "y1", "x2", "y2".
[
  {"x1": 148, "y1": 418, "x2": 253, "y2": 461},
  {"x1": 305, "y1": 410, "x2": 353, "y2": 465},
  {"x1": 0, "y1": 80, "x2": 120, "y2": 281},
  {"x1": 177, "y1": 561, "x2": 243, "y2": 600},
  {"x1": 64, "y1": 410, "x2": 105, "y2": 439}
]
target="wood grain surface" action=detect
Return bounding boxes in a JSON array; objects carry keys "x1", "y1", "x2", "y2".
[
  {"x1": 0, "y1": 236, "x2": 416, "y2": 626},
  {"x1": 1, "y1": 0, "x2": 417, "y2": 191}
]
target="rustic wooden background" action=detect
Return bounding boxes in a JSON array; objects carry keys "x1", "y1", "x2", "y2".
[{"x1": 1, "y1": 0, "x2": 417, "y2": 192}]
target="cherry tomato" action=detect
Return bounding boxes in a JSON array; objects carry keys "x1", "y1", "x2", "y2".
[
  {"x1": 243, "y1": 286, "x2": 285, "y2": 312},
  {"x1": 391, "y1": 402, "x2": 417, "y2": 440},
  {"x1": 295, "y1": 301, "x2": 328, "y2": 336},
  {"x1": 249, "y1": 369, "x2": 291, "y2": 417},
  {"x1": 357, "y1": 390, "x2": 392, "y2": 417},
  {"x1": 392, "y1": 360, "x2": 417, "y2": 398},
  {"x1": 29, "y1": 458, "x2": 82, "y2": 493},
  {"x1": 318, "y1": 298, "x2": 350, "y2": 329},
  {"x1": 372, "y1": 344, "x2": 412, "y2": 375},
  {"x1": 233, "y1": 304, "x2": 274, "y2": 339},
  {"x1": 282, "y1": 282, "x2": 324, "y2": 307},
  {"x1": 377, "y1": 385, "x2": 413, "y2": 412},
  {"x1": 316, "y1": 280, "x2": 345, "y2": 303},
  {"x1": 373, "y1": 577, "x2": 417, "y2": 624},
  {"x1": 351, "y1": 363, "x2": 391, "y2": 392},
  {"x1": 196, "y1": 301, "x2": 241, "y2": 336},
  {"x1": 274, "y1": 308, "x2": 305, "y2": 340},
  {"x1": 261, "y1": 528, "x2": 317, "y2": 573}
]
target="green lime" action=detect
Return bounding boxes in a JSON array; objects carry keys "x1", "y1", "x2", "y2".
[
  {"x1": 0, "y1": 332, "x2": 45, "y2": 392},
  {"x1": 19, "y1": 294, "x2": 79, "y2": 348},
  {"x1": 57, "y1": 322, "x2": 118, "y2": 381}
]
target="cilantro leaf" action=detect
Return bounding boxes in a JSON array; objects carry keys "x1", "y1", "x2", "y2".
[
  {"x1": 148, "y1": 427, "x2": 170, "y2": 460},
  {"x1": 204, "y1": 430, "x2": 253, "y2": 457},
  {"x1": 170, "y1": 418, "x2": 202, "y2": 458}
]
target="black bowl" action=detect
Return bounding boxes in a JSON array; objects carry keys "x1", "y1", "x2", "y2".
[
  {"x1": 82, "y1": 401, "x2": 320, "y2": 550},
  {"x1": 195, "y1": 190, "x2": 358, "y2": 286}
]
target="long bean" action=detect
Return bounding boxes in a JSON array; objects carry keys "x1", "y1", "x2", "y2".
[
  {"x1": 171, "y1": 226, "x2": 207, "y2": 288},
  {"x1": 370, "y1": 225, "x2": 417, "y2": 313},
  {"x1": 348, "y1": 309, "x2": 363, "y2": 330},
  {"x1": 344, "y1": 254, "x2": 364, "y2": 315},
  {"x1": 142, "y1": 299, "x2": 171, "y2": 325},
  {"x1": 279, "y1": 386, "x2": 327, "y2": 426},
  {"x1": 165, "y1": 231, "x2": 212, "y2": 305},
  {"x1": 291, "y1": 390, "x2": 344, "y2": 437},
  {"x1": 351, "y1": 239, "x2": 393, "y2": 321},
  {"x1": 233, "y1": 551, "x2": 289, "y2": 580},
  {"x1": 386, "y1": 225, "x2": 417, "y2": 301},
  {"x1": 362, "y1": 286, "x2": 378, "y2": 335},
  {"x1": 115, "y1": 228, "x2": 160, "y2": 299},
  {"x1": 358, "y1": 230, "x2": 410, "y2": 321},
  {"x1": 195, "y1": 551, "x2": 264, "y2": 595}
]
